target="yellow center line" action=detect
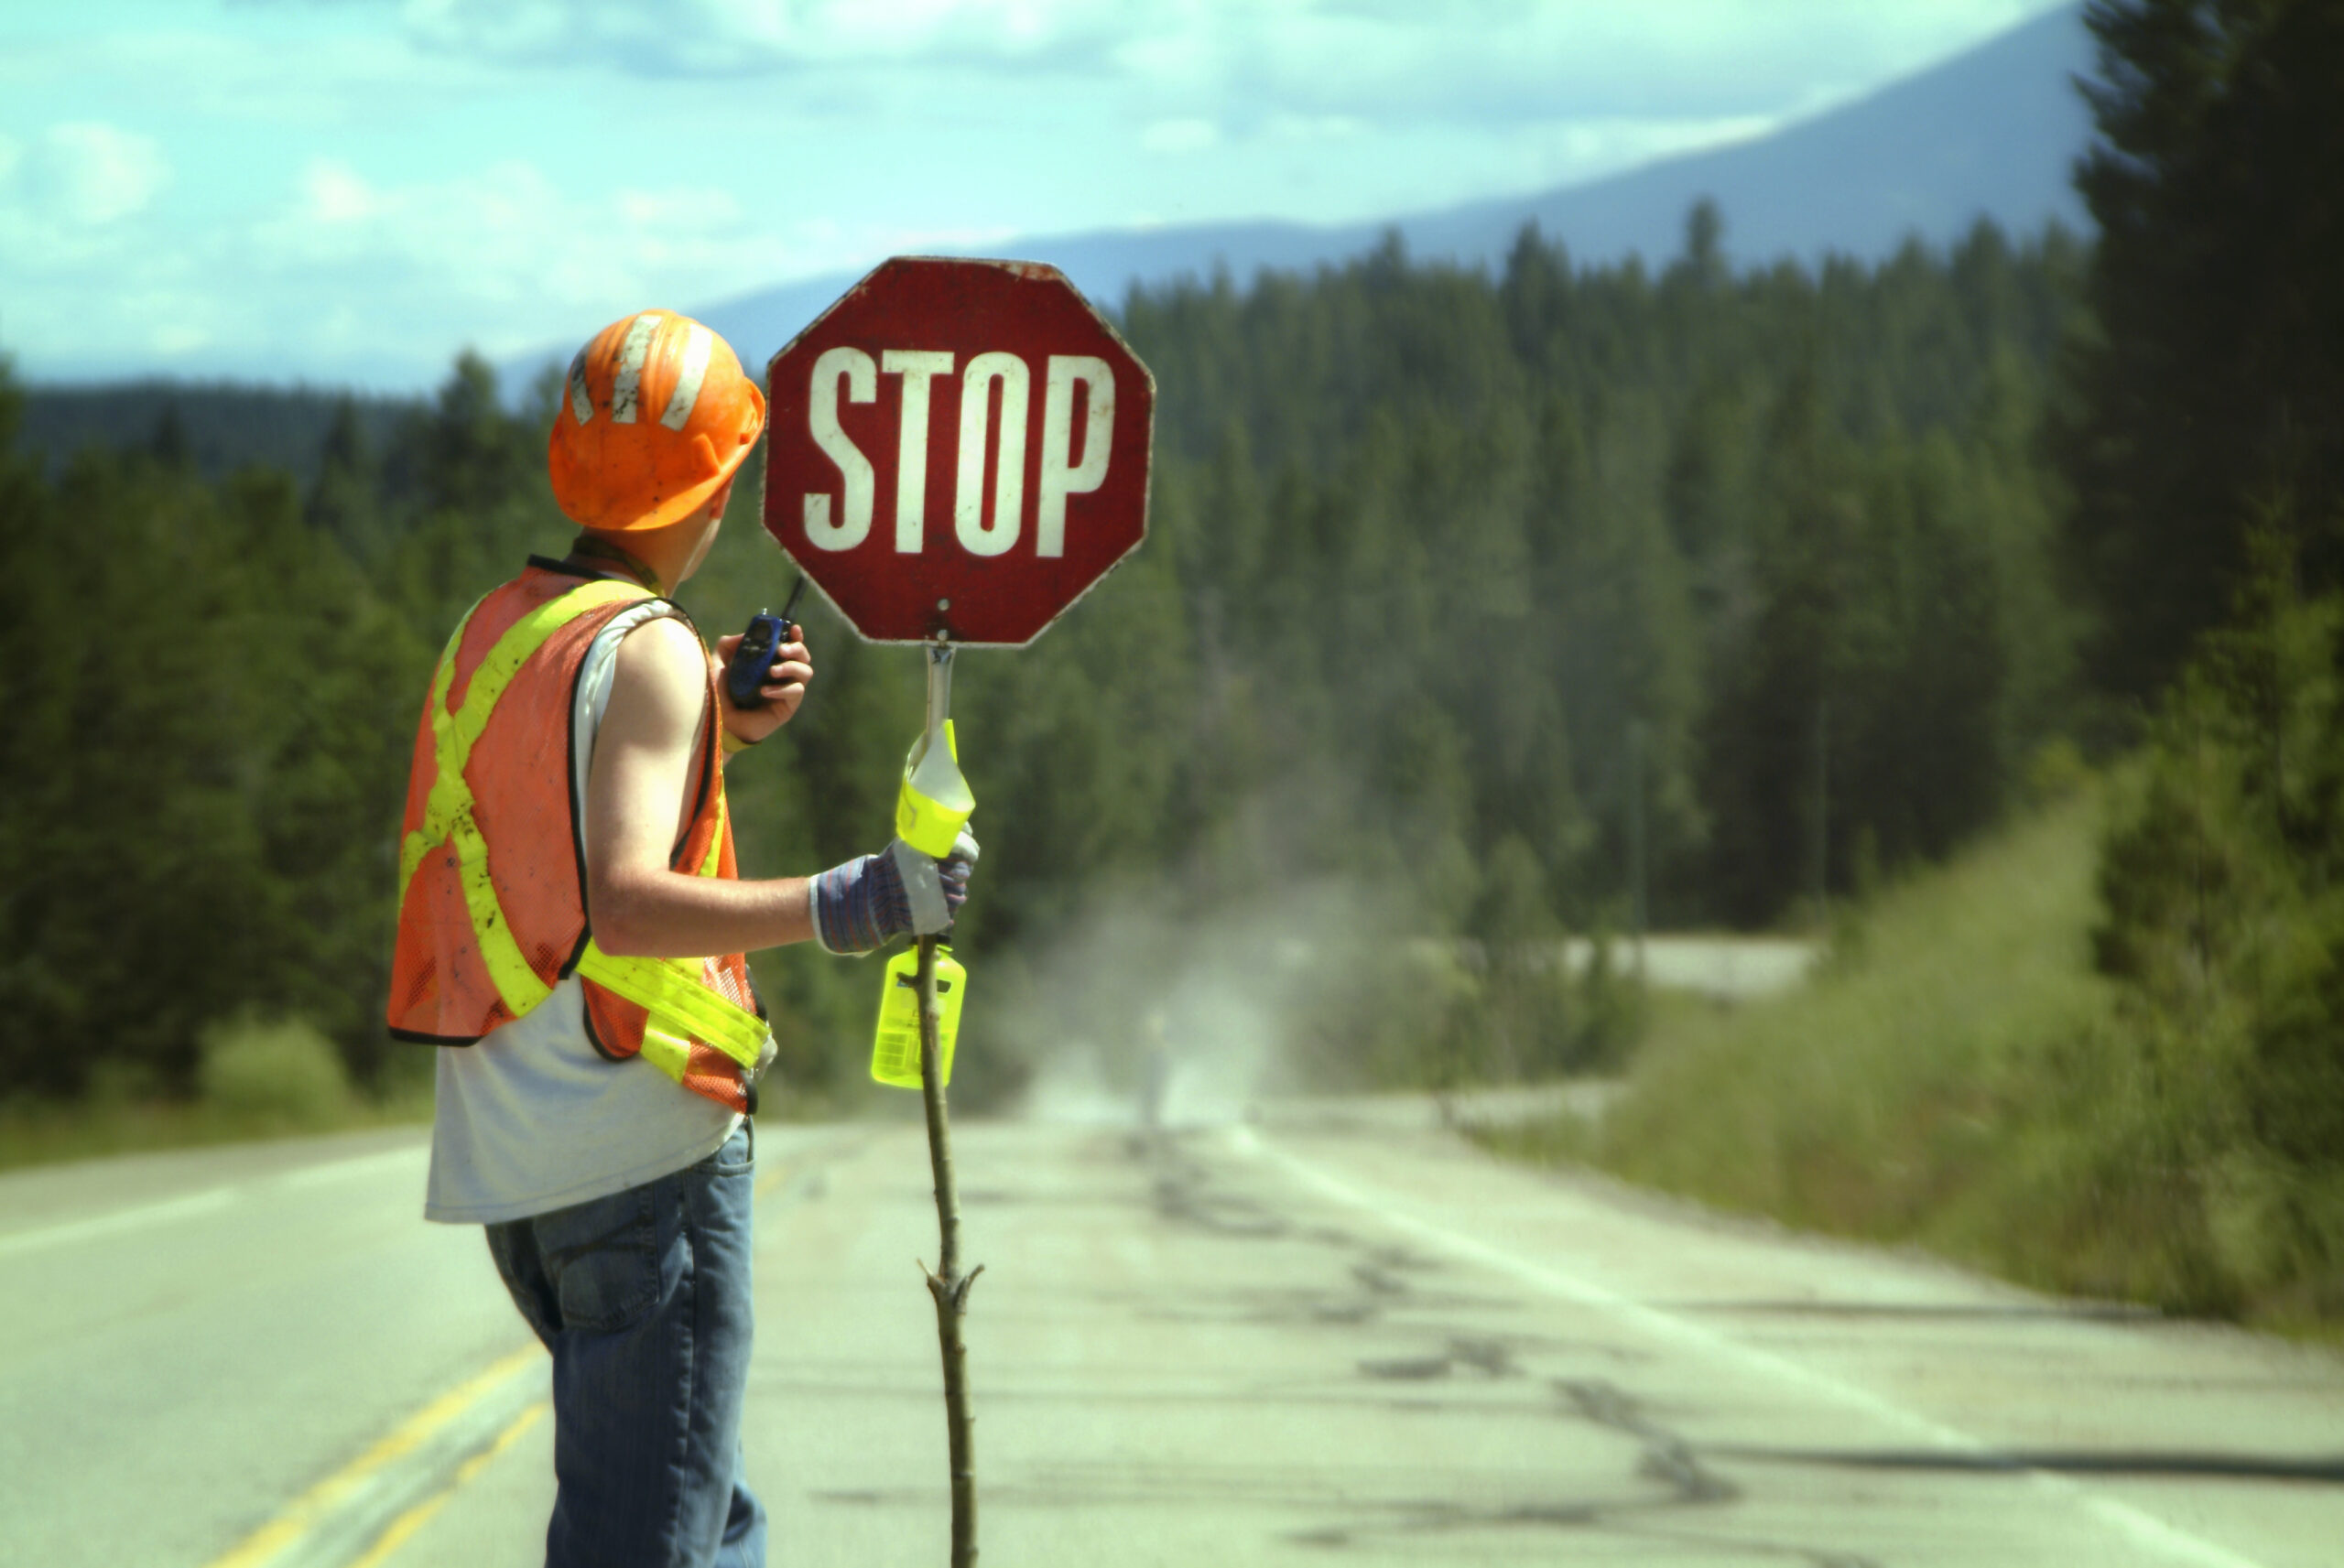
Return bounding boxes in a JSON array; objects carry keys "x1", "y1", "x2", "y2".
[
  {"x1": 204, "y1": 1141, "x2": 814, "y2": 1568},
  {"x1": 205, "y1": 1135, "x2": 856, "y2": 1568},
  {"x1": 201, "y1": 1346, "x2": 543, "y2": 1568},
  {"x1": 347, "y1": 1402, "x2": 548, "y2": 1568}
]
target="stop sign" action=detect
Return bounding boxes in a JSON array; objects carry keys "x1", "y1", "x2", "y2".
[{"x1": 760, "y1": 257, "x2": 1156, "y2": 646}]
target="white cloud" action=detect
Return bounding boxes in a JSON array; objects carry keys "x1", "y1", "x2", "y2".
[
  {"x1": 392, "y1": 0, "x2": 2075, "y2": 125},
  {"x1": 150, "y1": 321, "x2": 212, "y2": 356},
  {"x1": 300, "y1": 158, "x2": 385, "y2": 224},
  {"x1": 1524, "y1": 112, "x2": 1782, "y2": 184},
  {"x1": 1141, "y1": 116, "x2": 1218, "y2": 155},
  {"x1": 242, "y1": 156, "x2": 840, "y2": 363},
  {"x1": 0, "y1": 123, "x2": 183, "y2": 366},
  {"x1": 397, "y1": 0, "x2": 1129, "y2": 76},
  {"x1": 1264, "y1": 113, "x2": 1366, "y2": 143},
  {"x1": 263, "y1": 157, "x2": 604, "y2": 297},
  {"x1": 615, "y1": 186, "x2": 744, "y2": 229},
  {"x1": 0, "y1": 0, "x2": 2082, "y2": 386},
  {"x1": 0, "y1": 24, "x2": 531, "y2": 144},
  {"x1": 33, "y1": 122, "x2": 169, "y2": 224}
]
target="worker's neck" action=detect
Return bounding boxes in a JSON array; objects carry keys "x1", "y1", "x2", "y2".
[{"x1": 572, "y1": 515, "x2": 711, "y2": 596}]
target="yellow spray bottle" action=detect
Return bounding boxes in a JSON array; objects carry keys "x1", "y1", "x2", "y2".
[
  {"x1": 872, "y1": 944, "x2": 965, "y2": 1087},
  {"x1": 873, "y1": 643, "x2": 973, "y2": 1088},
  {"x1": 895, "y1": 643, "x2": 973, "y2": 859}
]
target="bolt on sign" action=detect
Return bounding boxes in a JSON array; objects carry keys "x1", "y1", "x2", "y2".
[{"x1": 761, "y1": 256, "x2": 1156, "y2": 646}]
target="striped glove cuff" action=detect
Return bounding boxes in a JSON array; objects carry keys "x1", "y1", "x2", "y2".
[{"x1": 810, "y1": 850, "x2": 910, "y2": 956}]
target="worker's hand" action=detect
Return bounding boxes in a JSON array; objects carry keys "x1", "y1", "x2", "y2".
[
  {"x1": 938, "y1": 826, "x2": 980, "y2": 924},
  {"x1": 940, "y1": 826, "x2": 979, "y2": 902},
  {"x1": 808, "y1": 827, "x2": 979, "y2": 954},
  {"x1": 895, "y1": 827, "x2": 980, "y2": 936},
  {"x1": 711, "y1": 629, "x2": 812, "y2": 748}
]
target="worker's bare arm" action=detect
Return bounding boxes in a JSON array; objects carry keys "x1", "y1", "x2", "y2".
[{"x1": 585, "y1": 615, "x2": 818, "y2": 957}]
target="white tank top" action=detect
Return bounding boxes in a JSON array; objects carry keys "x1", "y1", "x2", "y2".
[{"x1": 424, "y1": 599, "x2": 743, "y2": 1224}]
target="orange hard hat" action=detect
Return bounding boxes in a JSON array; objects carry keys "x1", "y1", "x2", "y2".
[{"x1": 548, "y1": 308, "x2": 766, "y2": 532}]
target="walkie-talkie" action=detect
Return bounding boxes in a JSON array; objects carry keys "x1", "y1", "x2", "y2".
[{"x1": 725, "y1": 577, "x2": 807, "y2": 710}]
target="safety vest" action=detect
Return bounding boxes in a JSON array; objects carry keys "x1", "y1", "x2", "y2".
[{"x1": 387, "y1": 561, "x2": 770, "y2": 1115}]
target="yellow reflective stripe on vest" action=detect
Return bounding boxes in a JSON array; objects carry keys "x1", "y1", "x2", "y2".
[
  {"x1": 570, "y1": 653, "x2": 767, "y2": 1076},
  {"x1": 397, "y1": 600, "x2": 480, "y2": 900},
  {"x1": 636, "y1": 1026, "x2": 694, "y2": 1083},
  {"x1": 573, "y1": 941, "x2": 768, "y2": 1072},
  {"x1": 576, "y1": 783, "x2": 769, "y2": 1083},
  {"x1": 396, "y1": 579, "x2": 648, "y2": 1021},
  {"x1": 699, "y1": 790, "x2": 727, "y2": 877}
]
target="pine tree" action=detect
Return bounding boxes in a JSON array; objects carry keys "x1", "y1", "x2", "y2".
[
  {"x1": 306, "y1": 396, "x2": 385, "y2": 559},
  {"x1": 2061, "y1": 0, "x2": 2344, "y2": 698}
]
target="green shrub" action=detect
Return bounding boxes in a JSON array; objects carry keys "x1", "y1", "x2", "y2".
[
  {"x1": 1485, "y1": 601, "x2": 2344, "y2": 1331},
  {"x1": 198, "y1": 1014, "x2": 355, "y2": 1124}
]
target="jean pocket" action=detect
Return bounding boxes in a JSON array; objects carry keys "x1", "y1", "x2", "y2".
[
  {"x1": 531, "y1": 1184, "x2": 662, "y2": 1335},
  {"x1": 709, "y1": 1120, "x2": 754, "y2": 1177}
]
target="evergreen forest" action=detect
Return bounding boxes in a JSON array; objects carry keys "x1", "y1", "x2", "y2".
[
  {"x1": 0, "y1": 208, "x2": 2084, "y2": 1109},
  {"x1": 3, "y1": 0, "x2": 2337, "y2": 1163}
]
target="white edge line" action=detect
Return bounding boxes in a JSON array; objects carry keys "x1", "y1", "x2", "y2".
[
  {"x1": 276, "y1": 1145, "x2": 429, "y2": 1192},
  {"x1": 1232, "y1": 1125, "x2": 2272, "y2": 1568},
  {"x1": 0, "y1": 1143, "x2": 427, "y2": 1260},
  {"x1": 0, "y1": 1184, "x2": 241, "y2": 1260}
]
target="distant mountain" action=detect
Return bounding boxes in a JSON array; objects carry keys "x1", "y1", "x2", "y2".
[{"x1": 686, "y1": 2, "x2": 2092, "y2": 372}]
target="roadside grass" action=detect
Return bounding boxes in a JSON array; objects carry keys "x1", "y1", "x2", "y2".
[
  {"x1": 0, "y1": 1016, "x2": 433, "y2": 1175},
  {"x1": 0, "y1": 1012, "x2": 860, "y2": 1177},
  {"x1": 1478, "y1": 784, "x2": 2341, "y2": 1331}
]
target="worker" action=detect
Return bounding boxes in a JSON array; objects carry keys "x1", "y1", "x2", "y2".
[{"x1": 386, "y1": 308, "x2": 977, "y2": 1568}]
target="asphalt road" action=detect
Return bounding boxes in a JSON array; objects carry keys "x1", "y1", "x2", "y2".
[{"x1": 4, "y1": 1106, "x2": 2339, "y2": 1567}]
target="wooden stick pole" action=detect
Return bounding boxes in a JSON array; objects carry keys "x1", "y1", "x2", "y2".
[{"x1": 917, "y1": 931, "x2": 982, "y2": 1567}]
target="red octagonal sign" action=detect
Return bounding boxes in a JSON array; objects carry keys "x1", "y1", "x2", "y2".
[{"x1": 762, "y1": 257, "x2": 1156, "y2": 646}]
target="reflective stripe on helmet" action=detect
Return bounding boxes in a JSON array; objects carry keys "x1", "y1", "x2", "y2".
[
  {"x1": 568, "y1": 347, "x2": 594, "y2": 426},
  {"x1": 610, "y1": 311, "x2": 661, "y2": 425},
  {"x1": 547, "y1": 308, "x2": 766, "y2": 533},
  {"x1": 659, "y1": 322, "x2": 713, "y2": 432}
]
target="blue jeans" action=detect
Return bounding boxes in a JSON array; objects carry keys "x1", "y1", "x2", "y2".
[{"x1": 486, "y1": 1122, "x2": 766, "y2": 1568}]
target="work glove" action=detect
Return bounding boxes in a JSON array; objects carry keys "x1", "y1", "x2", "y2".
[{"x1": 810, "y1": 827, "x2": 980, "y2": 955}]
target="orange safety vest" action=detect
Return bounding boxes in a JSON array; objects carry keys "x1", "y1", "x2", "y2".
[{"x1": 387, "y1": 560, "x2": 770, "y2": 1115}]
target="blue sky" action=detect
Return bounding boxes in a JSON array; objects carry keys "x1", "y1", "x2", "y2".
[{"x1": 1, "y1": 1, "x2": 2069, "y2": 392}]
